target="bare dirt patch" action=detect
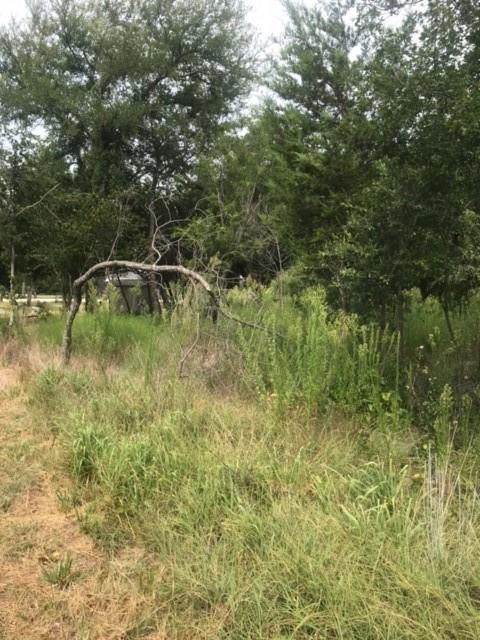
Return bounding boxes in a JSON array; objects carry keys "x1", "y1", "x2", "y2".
[
  {"x1": 0, "y1": 367, "x2": 19, "y2": 390},
  {"x1": 0, "y1": 368, "x2": 157, "y2": 640}
]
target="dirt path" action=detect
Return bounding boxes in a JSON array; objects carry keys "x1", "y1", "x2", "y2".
[{"x1": 0, "y1": 367, "x2": 159, "y2": 640}]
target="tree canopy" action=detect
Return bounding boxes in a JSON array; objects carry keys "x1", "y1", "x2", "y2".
[
  {"x1": 1, "y1": 0, "x2": 480, "y2": 323},
  {"x1": 0, "y1": 0, "x2": 254, "y2": 295}
]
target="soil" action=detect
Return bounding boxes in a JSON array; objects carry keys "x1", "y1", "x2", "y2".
[{"x1": 0, "y1": 367, "x2": 160, "y2": 640}]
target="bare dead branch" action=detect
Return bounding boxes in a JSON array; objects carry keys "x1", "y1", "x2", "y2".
[
  {"x1": 14, "y1": 183, "x2": 60, "y2": 218},
  {"x1": 218, "y1": 307, "x2": 275, "y2": 334},
  {"x1": 60, "y1": 256, "x2": 284, "y2": 367},
  {"x1": 60, "y1": 260, "x2": 219, "y2": 366},
  {"x1": 178, "y1": 311, "x2": 201, "y2": 378}
]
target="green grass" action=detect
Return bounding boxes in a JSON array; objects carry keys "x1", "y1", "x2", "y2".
[
  {"x1": 34, "y1": 310, "x2": 165, "y2": 360},
  {"x1": 230, "y1": 288, "x2": 403, "y2": 431},
  {"x1": 33, "y1": 370, "x2": 480, "y2": 637},
  {"x1": 42, "y1": 555, "x2": 79, "y2": 589},
  {"x1": 24, "y1": 288, "x2": 480, "y2": 639}
]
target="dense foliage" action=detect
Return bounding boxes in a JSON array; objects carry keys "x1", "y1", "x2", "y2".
[
  {"x1": 2, "y1": 0, "x2": 480, "y2": 318},
  {"x1": 2, "y1": 0, "x2": 480, "y2": 314},
  {"x1": 0, "y1": 0, "x2": 254, "y2": 296}
]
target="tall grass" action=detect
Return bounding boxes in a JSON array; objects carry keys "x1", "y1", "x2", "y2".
[
  {"x1": 29, "y1": 284, "x2": 480, "y2": 443},
  {"x1": 402, "y1": 291, "x2": 480, "y2": 445},
  {"x1": 230, "y1": 287, "x2": 403, "y2": 430},
  {"x1": 6, "y1": 281, "x2": 480, "y2": 639},
  {"x1": 224, "y1": 285, "x2": 480, "y2": 449},
  {"x1": 34, "y1": 310, "x2": 163, "y2": 360},
  {"x1": 29, "y1": 361, "x2": 480, "y2": 639},
  {"x1": 21, "y1": 286, "x2": 480, "y2": 638}
]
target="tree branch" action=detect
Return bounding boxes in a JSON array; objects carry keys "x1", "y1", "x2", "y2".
[
  {"x1": 14, "y1": 183, "x2": 60, "y2": 218},
  {"x1": 60, "y1": 260, "x2": 219, "y2": 366},
  {"x1": 60, "y1": 259, "x2": 281, "y2": 367}
]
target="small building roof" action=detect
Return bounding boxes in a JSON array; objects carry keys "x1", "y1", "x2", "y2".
[{"x1": 104, "y1": 271, "x2": 146, "y2": 287}]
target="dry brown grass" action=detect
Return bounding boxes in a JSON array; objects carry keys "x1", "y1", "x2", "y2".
[
  {"x1": 0, "y1": 362, "x2": 163, "y2": 640},
  {"x1": 0, "y1": 338, "x2": 50, "y2": 381}
]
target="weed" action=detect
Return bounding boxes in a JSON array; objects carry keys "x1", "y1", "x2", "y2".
[
  {"x1": 42, "y1": 555, "x2": 79, "y2": 589},
  {"x1": 232, "y1": 286, "x2": 403, "y2": 427},
  {"x1": 29, "y1": 365, "x2": 64, "y2": 410},
  {"x1": 56, "y1": 487, "x2": 82, "y2": 512},
  {"x1": 70, "y1": 424, "x2": 109, "y2": 482}
]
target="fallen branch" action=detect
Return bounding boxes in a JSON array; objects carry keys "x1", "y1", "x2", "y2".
[
  {"x1": 60, "y1": 260, "x2": 219, "y2": 366},
  {"x1": 60, "y1": 259, "x2": 283, "y2": 367},
  {"x1": 219, "y1": 307, "x2": 274, "y2": 334},
  {"x1": 177, "y1": 311, "x2": 201, "y2": 378}
]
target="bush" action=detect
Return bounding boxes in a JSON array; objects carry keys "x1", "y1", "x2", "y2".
[{"x1": 231, "y1": 286, "x2": 403, "y2": 428}]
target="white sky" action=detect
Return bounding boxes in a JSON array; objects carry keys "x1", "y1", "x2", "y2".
[
  {"x1": 0, "y1": 1, "x2": 25, "y2": 26},
  {"x1": 0, "y1": 0, "x2": 314, "y2": 39}
]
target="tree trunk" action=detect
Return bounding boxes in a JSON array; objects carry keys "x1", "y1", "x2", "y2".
[
  {"x1": 378, "y1": 303, "x2": 387, "y2": 330},
  {"x1": 60, "y1": 288, "x2": 82, "y2": 366},
  {"x1": 442, "y1": 302, "x2": 456, "y2": 343},
  {"x1": 394, "y1": 293, "x2": 406, "y2": 363},
  {"x1": 147, "y1": 209, "x2": 162, "y2": 315},
  {"x1": 62, "y1": 275, "x2": 73, "y2": 309},
  {"x1": 84, "y1": 283, "x2": 91, "y2": 312},
  {"x1": 116, "y1": 273, "x2": 131, "y2": 314},
  {"x1": 8, "y1": 245, "x2": 17, "y2": 328},
  {"x1": 146, "y1": 175, "x2": 162, "y2": 316}
]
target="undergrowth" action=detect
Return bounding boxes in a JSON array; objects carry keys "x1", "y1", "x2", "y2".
[{"x1": 23, "y1": 286, "x2": 480, "y2": 638}]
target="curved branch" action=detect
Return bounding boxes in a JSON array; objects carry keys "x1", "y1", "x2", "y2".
[{"x1": 60, "y1": 260, "x2": 219, "y2": 366}]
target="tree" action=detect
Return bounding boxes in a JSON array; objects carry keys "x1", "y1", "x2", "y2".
[
  {"x1": 182, "y1": 113, "x2": 287, "y2": 284},
  {"x1": 350, "y1": 0, "x2": 480, "y2": 322},
  {"x1": 265, "y1": 0, "x2": 381, "y2": 308},
  {"x1": 0, "y1": 0, "x2": 255, "y2": 295},
  {"x1": 0, "y1": 134, "x2": 78, "y2": 327},
  {"x1": 263, "y1": 0, "x2": 480, "y2": 322}
]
